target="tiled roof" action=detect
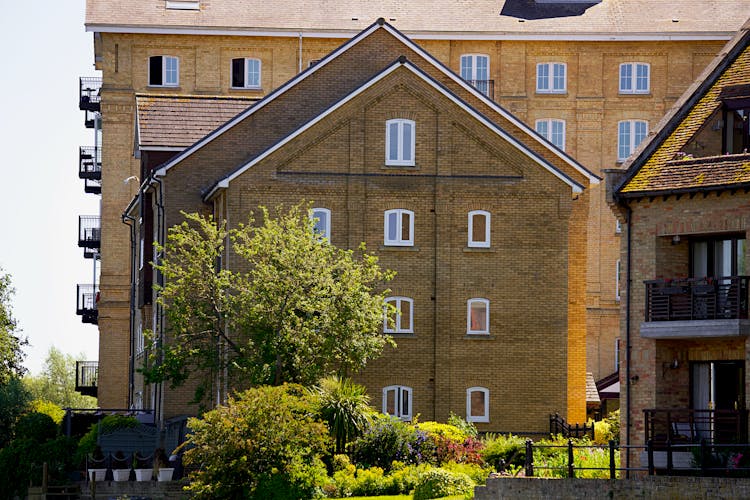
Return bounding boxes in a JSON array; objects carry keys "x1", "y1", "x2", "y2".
[
  {"x1": 586, "y1": 373, "x2": 600, "y2": 404},
  {"x1": 135, "y1": 94, "x2": 257, "y2": 148},
  {"x1": 618, "y1": 21, "x2": 750, "y2": 196},
  {"x1": 86, "y1": 0, "x2": 749, "y2": 37}
]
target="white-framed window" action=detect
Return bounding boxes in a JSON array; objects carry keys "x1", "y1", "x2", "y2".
[
  {"x1": 619, "y1": 62, "x2": 650, "y2": 94},
  {"x1": 468, "y1": 210, "x2": 491, "y2": 248},
  {"x1": 383, "y1": 385, "x2": 412, "y2": 420},
  {"x1": 310, "y1": 207, "x2": 331, "y2": 241},
  {"x1": 616, "y1": 259, "x2": 621, "y2": 302},
  {"x1": 467, "y1": 298, "x2": 490, "y2": 335},
  {"x1": 148, "y1": 55, "x2": 179, "y2": 87},
  {"x1": 460, "y1": 54, "x2": 491, "y2": 96},
  {"x1": 384, "y1": 209, "x2": 414, "y2": 246},
  {"x1": 136, "y1": 323, "x2": 144, "y2": 355},
  {"x1": 535, "y1": 119, "x2": 566, "y2": 151},
  {"x1": 615, "y1": 219, "x2": 622, "y2": 234},
  {"x1": 385, "y1": 119, "x2": 415, "y2": 166},
  {"x1": 614, "y1": 338, "x2": 621, "y2": 370},
  {"x1": 536, "y1": 62, "x2": 566, "y2": 93},
  {"x1": 467, "y1": 387, "x2": 489, "y2": 423},
  {"x1": 384, "y1": 297, "x2": 414, "y2": 334},
  {"x1": 617, "y1": 120, "x2": 648, "y2": 161},
  {"x1": 231, "y1": 57, "x2": 261, "y2": 89}
]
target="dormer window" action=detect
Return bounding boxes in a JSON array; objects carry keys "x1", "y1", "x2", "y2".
[{"x1": 720, "y1": 85, "x2": 750, "y2": 154}]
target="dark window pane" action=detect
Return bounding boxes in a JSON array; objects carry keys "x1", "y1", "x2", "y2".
[
  {"x1": 149, "y1": 56, "x2": 163, "y2": 86},
  {"x1": 231, "y1": 58, "x2": 245, "y2": 87}
]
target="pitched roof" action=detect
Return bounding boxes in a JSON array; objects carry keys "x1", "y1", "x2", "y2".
[
  {"x1": 153, "y1": 20, "x2": 597, "y2": 186},
  {"x1": 86, "y1": 0, "x2": 749, "y2": 39},
  {"x1": 135, "y1": 94, "x2": 257, "y2": 149},
  {"x1": 617, "y1": 19, "x2": 750, "y2": 197},
  {"x1": 203, "y1": 59, "x2": 586, "y2": 201}
]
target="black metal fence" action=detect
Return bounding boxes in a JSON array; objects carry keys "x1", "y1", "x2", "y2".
[
  {"x1": 549, "y1": 412, "x2": 595, "y2": 440},
  {"x1": 645, "y1": 276, "x2": 749, "y2": 321}
]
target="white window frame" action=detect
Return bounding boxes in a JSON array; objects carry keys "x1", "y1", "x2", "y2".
[
  {"x1": 385, "y1": 119, "x2": 416, "y2": 166},
  {"x1": 535, "y1": 118, "x2": 566, "y2": 151},
  {"x1": 231, "y1": 57, "x2": 262, "y2": 89},
  {"x1": 468, "y1": 210, "x2": 491, "y2": 248},
  {"x1": 384, "y1": 297, "x2": 414, "y2": 334},
  {"x1": 616, "y1": 259, "x2": 621, "y2": 302},
  {"x1": 466, "y1": 387, "x2": 490, "y2": 423},
  {"x1": 310, "y1": 207, "x2": 331, "y2": 241},
  {"x1": 619, "y1": 62, "x2": 650, "y2": 94},
  {"x1": 617, "y1": 120, "x2": 648, "y2": 161},
  {"x1": 148, "y1": 55, "x2": 179, "y2": 87},
  {"x1": 460, "y1": 54, "x2": 491, "y2": 96},
  {"x1": 384, "y1": 209, "x2": 414, "y2": 246},
  {"x1": 136, "y1": 323, "x2": 145, "y2": 355},
  {"x1": 467, "y1": 298, "x2": 490, "y2": 335},
  {"x1": 383, "y1": 385, "x2": 412, "y2": 421},
  {"x1": 536, "y1": 62, "x2": 566, "y2": 94}
]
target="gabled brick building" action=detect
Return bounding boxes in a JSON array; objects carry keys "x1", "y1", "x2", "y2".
[{"x1": 608, "y1": 18, "x2": 750, "y2": 468}]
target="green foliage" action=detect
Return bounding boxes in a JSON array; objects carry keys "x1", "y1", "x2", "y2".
[
  {"x1": 23, "y1": 347, "x2": 97, "y2": 409},
  {"x1": 14, "y1": 411, "x2": 57, "y2": 443},
  {"x1": 447, "y1": 413, "x2": 478, "y2": 438},
  {"x1": 440, "y1": 461, "x2": 491, "y2": 485},
  {"x1": 30, "y1": 399, "x2": 65, "y2": 424},
  {"x1": 480, "y1": 434, "x2": 527, "y2": 471},
  {"x1": 74, "y1": 415, "x2": 139, "y2": 466},
  {"x1": 0, "y1": 376, "x2": 30, "y2": 448},
  {"x1": 183, "y1": 384, "x2": 331, "y2": 499},
  {"x1": 0, "y1": 270, "x2": 27, "y2": 384},
  {"x1": 144, "y1": 204, "x2": 394, "y2": 405},
  {"x1": 416, "y1": 421, "x2": 469, "y2": 444},
  {"x1": 311, "y1": 376, "x2": 374, "y2": 453},
  {"x1": 411, "y1": 468, "x2": 474, "y2": 500},
  {"x1": 350, "y1": 415, "x2": 425, "y2": 471},
  {"x1": 604, "y1": 409, "x2": 621, "y2": 445}
]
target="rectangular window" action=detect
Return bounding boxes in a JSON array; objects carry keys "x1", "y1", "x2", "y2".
[
  {"x1": 384, "y1": 297, "x2": 414, "y2": 334},
  {"x1": 467, "y1": 298, "x2": 489, "y2": 335},
  {"x1": 149, "y1": 56, "x2": 179, "y2": 87},
  {"x1": 616, "y1": 259, "x2": 621, "y2": 302},
  {"x1": 620, "y1": 62, "x2": 650, "y2": 94},
  {"x1": 535, "y1": 119, "x2": 566, "y2": 151},
  {"x1": 385, "y1": 119, "x2": 415, "y2": 166},
  {"x1": 460, "y1": 54, "x2": 490, "y2": 96},
  {"x1": 618, "y1": 120, "x2": 648, "y2": 161},
  {"x1": 468, "y1": 210, "x2": 490, "y2": 248},
  {"x1": 384, "y1": 209, "x2": 414, "y2": 246},
  {"x1": 537, "y1": 63, "x2": 566, "y2": 93},
  {"x1": 467, "y1": 387, "x2": 489, "y2": 423},
  {"x1": 310, "y1": 208, "x2": 330, "y2": 241},
  {"x1": 231, "y1": 58, "x2": 261, "y2": 88},
  {"x1": 383, "y1": 385, "x2": 412, "y2": 420}
]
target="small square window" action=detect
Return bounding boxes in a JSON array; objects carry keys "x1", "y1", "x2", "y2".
[
  {"x1": 468, "y1": 210, "x2": 491, "y2": 248},
  {"x1": 467, "y1": 298, "x2": 489, "y2": 335},
  {"x1": 385, "y1": 119, "x2": 415, "y2": 166},
  {"x1": 231, "y1": 58, "x2": 262, "y2": 89},
  {"x1": 384, "y1": 209, "x2": 414, "y2": 246},
  {"x1": 149, "y1": 55, "x2": 179, "y2": 87},
  {"x1": 620, "y1": 63, "x2": 650, "y2": 94},
  {"x1": 467, "y1": 387, "x2": 489, "y2": 423},
  {"x1": 537, "y1": 62, "x2": 566, "y2": 93}
]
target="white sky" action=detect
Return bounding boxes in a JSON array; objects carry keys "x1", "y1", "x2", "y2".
[{"x1": 0, "y1": 0, "x2": 100, "y2": 374}]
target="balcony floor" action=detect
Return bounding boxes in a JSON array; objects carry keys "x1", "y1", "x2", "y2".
[{"x1": 641, "y1": 319, "x2": 750, "y2": 339}]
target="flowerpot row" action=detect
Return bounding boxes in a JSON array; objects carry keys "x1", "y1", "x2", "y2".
[{"x1": 88, "y1": 467, "x2": 174, "y2": 482}]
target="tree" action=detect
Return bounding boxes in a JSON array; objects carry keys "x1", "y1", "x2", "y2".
[
  {"x1": 23, "y1": 347, "x2": 97, "y2": 409},
  {"x1": 143, "y1": 203, "x2": 394, "y2": 403},
  {"x1": 183, "y1": 384, "x2": 330, "y2": 499},
  {"x1": 0, "y1": 269, "x2": 27, "y2": 383},
  {"x1": 311, "y1": 376, "x2": 374, "y2": 454}
]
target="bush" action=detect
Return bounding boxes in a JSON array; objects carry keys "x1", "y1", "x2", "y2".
[
  {"x1": 74, "y1": 414, "x2": 139, "y2": 466},
  {"x1": 441, "y1": 460, "x2": 491, "y2": 485},
  {"x1": 416, "y1": 421, "x2": 469, "y2": 443},
  {"x1": 412, "y1": 468, "x2": 474, "y2": 500},
  {"x1": 14, "y1": 411, "x2": 57, "y2": 443},
  {"x1": 311, "y1": 376, "x2": 374, "y2": 454},
  {"x1": 350, "y1": 415, "x2": 425, "y2": 471},
  {"x1": 183, "y1": 384, "x2": 330, "y2": 499},
  {"x1": 447, "y1": 412, "x2": 478, "y2": 438},
  {"x1": 388, "y1": 462, "x2": 434, "y2": 495},
  {"x1": 480, "y1": 434, "x2": 527, "y2": 471},
  {"x1": 30, "y1": 399, "x2": 65, "y2": 425},
  {"x1": 0, "y1": 433, "x2": 76, "y2": 499}
]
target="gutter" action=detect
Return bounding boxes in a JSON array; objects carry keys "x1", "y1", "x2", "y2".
[
  {"x1": 625, "y1": 204, "x2": 633, "y2": 477},
  {"x1": 122, "y1": 212, "x2": 137, "y2": 410}
]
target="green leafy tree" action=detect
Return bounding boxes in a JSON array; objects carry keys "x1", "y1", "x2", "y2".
[
  {"x1": 0, "y1": 270, "x2": 27, "y2": 384},
  {"x1": 0, "y1": 377, "x2": 30, "y2": 448},
  {"x1": 183, "y1": 384, "x2": 330, "y2": 499},
  {"x1": 311, "y1": 376, "x2": 374, "y2": 454},
  {"x1": 143, "y1": 203, "x2": 394, "y2": 402},
  {"x1": 23, "y1": 347, "x2": 97, "y2": 409}
]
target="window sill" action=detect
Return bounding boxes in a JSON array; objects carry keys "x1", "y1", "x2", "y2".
[
  {"x1": 381, "y1": 165, "x2": 419, "y2": 171},
  {"x1": 463, "y1": 246, "x2": 494, "y2": 253},
  {"x1": 535, "y1": 91, "x2": 567, "y2": 95},
  {"x1": 387, "y1": 333, "x2": 417, "y2": 338},
  {"x1": 464, "y1": 334, "x2": 494, "y2": 339},
  {"x1": 619, "y1": 92, "x2": 651, "y2": 96},
  {"x1": 380, "y1": 245, "x2": 419, "y2": 252},
  {"x1": 385, "y1": 162, "x2": 416, "y2": 168},
  {"x1": 230, "y1": 86, "x2": 263, "y2": 91},
  {"x1": 147, "y1": 85, "x2": 181, "y2": 90}
]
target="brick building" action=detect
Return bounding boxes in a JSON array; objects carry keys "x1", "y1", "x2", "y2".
[
  {"x1": 608, "y1": 18, "x2": 750, "y2": 468},
  {"x1": 77, "y1": 1, "x2": 750, "y2": 428}
]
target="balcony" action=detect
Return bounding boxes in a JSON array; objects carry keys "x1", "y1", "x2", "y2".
[
  {"x1": 642, "y1": 276, "x2": 750, "y2": 339},
  {"x1": 645, "y1": 408, "x2": 748, "y2": 445},
  {"x1": 79, "y1": 77, "x2": 101, "y2": 112},
  {"x1": 75, "y1": 361, "x2": 98, "y2": 398},
  {"x1": 79, "y1": 146, "x2": 101, "y2": 180},
  {"x1": 76, "y1": 284, "x2": 98, "y2": 325},
  {"x1": 464, "y1": 79, "x2": 495, "y2": 100},
  {"x1": 79, "y1": 216, "x2": 100, "y2": 259},
  {"x1": 84, "y1": 178, "x2": 102, "y2": 195}
]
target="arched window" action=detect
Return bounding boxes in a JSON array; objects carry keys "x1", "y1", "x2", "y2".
[
  {"x1": 466, "y1": 387, "x2": 489, "y2": 423},
  {"x1": 617, "y1": 120, "x2": 648, "y2": 161},
  {"x1": 385, "y1": 119, "x2": 415, "y2": 166},
  {"x1": 619, "y1": 62, "x2": 650, "y2": 94},
  {"x1": 384, "y1": 297, "x2": 414, "y2": 334},
  {"x1": 468, "y1": 210, "x2": 491, "y2": 248},
  {"x1": 467, "y1": 298, "x2": 490, "y2": 335},
  {"x1": 383, "y1": 385, "x2": 412, "y2": 420},
  {"x1": 536, "y1": 62, "x2": 566, "y2": 93},
  {"x1": 310, "y1": 207, "x2": 331, "y2": 241},
  {"x1": 384, "y1": 209, "x2": 414, "y2": 246},
  {"x1": 535, "y1": 119, "x2": 566, "y2": 151}
]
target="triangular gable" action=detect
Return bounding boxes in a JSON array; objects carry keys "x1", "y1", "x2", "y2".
[
  {"x1": 154, "y1": 19, "x2": 597, "y2": 186},
  {"x1": 203, "y1": 58, "x2": 585, "y2": 201},
  {"x1": 616, "y1": 20, "x2": 750, "y2": 197}
]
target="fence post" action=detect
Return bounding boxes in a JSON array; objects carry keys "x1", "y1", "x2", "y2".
[
  {"x1": 647, "y1": 439, "x2": 655, "y2": 475},
  {"x1": 42, "y1": 462, "x2": 48, "y2": 493},
  {"x1": 609, "y1": 440, "x2": 616, "y2": 479},
  {"x1": 701, "y1": 439, "x2": 708, "y2": 476},
  {"x1": 525, "y1": 440, "x2": 534, "y2": 477},
  {"x1": 568, "y1": 439, "x2": 575, "y2": 478},
  {"x1": 666, "y1": 439, "x2": 673, "y2": 474}
]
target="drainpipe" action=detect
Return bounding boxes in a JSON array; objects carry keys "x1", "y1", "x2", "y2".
[
  {"x1": 625, "y1": 204, "x2": 633, "y2": 477},
  {"x1": 151, "y1": 174, "x2": 166, "y2": 432},
  {"x1": 298, "y1": 32, "x2": 303, "y2": 73},
  {"x1": 122, "y1": 211, "x2": 137, "y2": 409}
]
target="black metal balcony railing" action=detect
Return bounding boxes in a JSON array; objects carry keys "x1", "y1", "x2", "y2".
[
  {"x1": 79, "y1": 146, "x2": 102, "y2": 180},
  {"x1": 464, "y1": 79, "x2": 495, "y2": 100},
  {"x1": 78, "y1": 216, "x2": 101, "y2": 250},
  {"x1": 79, "y1": 77, "x2": 101, "y2": 112},
  {"x1": 76, "y1": 284, "x2": 99, "y2": 325},
  {"x1": 644, "y1": 408, "x2": 749, "y2": 445},
  {"x1": 75, "y1": 361, "x2": 98, "y2": 397},
  {"x1": 645, "y1": 276, "x2": 749, "y2": 322},
  {"x1": 84, "y1": 178, "x2": 102, "y2": 195}
]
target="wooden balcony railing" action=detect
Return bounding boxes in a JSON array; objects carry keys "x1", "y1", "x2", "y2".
[
  {"x1": 644, "y1": 408, "x2": 748, "y2": 445},
  {"x1": 75, "y1": 361, "x2": 98, "y2": 397},
  {"x1": 645, "y1": 276, "x2": 749, "y2": 322}
]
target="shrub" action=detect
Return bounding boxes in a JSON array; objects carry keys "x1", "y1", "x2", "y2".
[
  {"x1": 14, "y1": 411, "x2": 57, "y2": 443},
  {"x1": 412, "y1": 468, "x2": 474, "y2": 500},
  {"x1": 183, "y1": 384, "x2": 330, "y2": 499},
  {"x1": 30, "y1": 399, "x2": 65, "y2": 425},
  {"x1": 74, "y1": 414, "x2": 139, "y2": 467},
  {"x1": 447, "y1": 412, "x2": 478, "y2": 438},
  {"x1": 441, "y1": 460, "x2": 491, "y2": 485},
  {"x1": 350, "y1": 415, "x2": 424, "y2": 471},
  {"x1": 388, "y1": 462, "x2": 434, "y2": 495},
  {"x1": 311, "y1": 376, "x2": 374, "y2": 454},
  {"x1": 480, "y1": 434, "x2": 527, "y2": 471},
  {"x1": 0, "y1": 433, "x2": 76, "y2": 499},
  {"x1": 434, "y1": 435, "x2": 484, "y2": 466},
  {"x1": 416, "y1": 421, "x2": 469, "y2": 443}
]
